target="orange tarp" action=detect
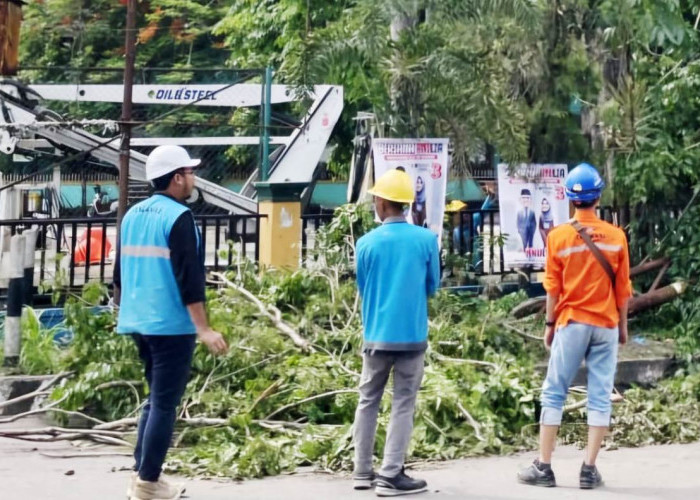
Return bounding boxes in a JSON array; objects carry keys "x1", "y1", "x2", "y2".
[{"x1": 73, "y1": 228, "x2": 113, "y2": 265}]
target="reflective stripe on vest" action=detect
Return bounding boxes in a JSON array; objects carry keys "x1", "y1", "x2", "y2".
[
  {"x1": 557, "y1": 242, "x2": 622, "y2": 258},
  {"x1": 121, "y1": 245, "x2": 171, "y2": 259}
]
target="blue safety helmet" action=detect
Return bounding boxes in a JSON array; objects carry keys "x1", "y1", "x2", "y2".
[{"x1": 565, "y1": 163, "x2": 605, "y2": 202}]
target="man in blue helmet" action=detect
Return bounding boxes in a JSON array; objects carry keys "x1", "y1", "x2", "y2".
[{"x1": 518, "y1": 163, "x2": 632, "y2": 490}]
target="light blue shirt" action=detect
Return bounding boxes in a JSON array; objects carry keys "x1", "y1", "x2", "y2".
[
  {"x1": 356, "y1": 217, "x2": 440, "y2": 351},
  {"x1": 117, "y1": 195, "x2": 199, "y2": 335}
]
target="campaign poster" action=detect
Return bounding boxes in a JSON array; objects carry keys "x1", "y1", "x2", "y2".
[
  {"x1": 497, "y1": 163, "x2": 568, "y2": 268},
  {"x1": 371, "y1": 138, "x2": 449, "y2": 239}
]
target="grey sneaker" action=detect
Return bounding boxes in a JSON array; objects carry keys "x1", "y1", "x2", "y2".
[
  {"x1": 580, "y1": 462, "x2": 603, "y2": 489},
  {"x1": 517, "y1": 459, "x2": 556, "y2": 487},
  {"x1": 129, "y1": 477, "x2": 185, "y2": 500},
  {"x1": 375, "y1": 468, "x2": 427, "y2": 497},
  {"x1": 353, "y1": 471, "x2": 376, "y2": 490}
]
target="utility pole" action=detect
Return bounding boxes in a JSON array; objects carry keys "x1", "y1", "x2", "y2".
[
  {"x1": 260, "y1": 66, "x2": 273, "y2": 182},
  {"x1": 117, "y1": 0, "x2": 137, "y2": 228}
]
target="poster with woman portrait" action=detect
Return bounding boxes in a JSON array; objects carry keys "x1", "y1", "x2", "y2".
[
  {"x1": 497, "y1": 163, "x2": 569, "y2": 268},
  {"x1": 371, "y1": 138, "x2": 450, "y2": 240}
]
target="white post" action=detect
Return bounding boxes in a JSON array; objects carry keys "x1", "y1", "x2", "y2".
[
  {"x1": 52, "y1": 166, "x2": 61, "y2": 218},
  {"x1": 3, "y1": 234, "x2": 26, "y2": 366}
]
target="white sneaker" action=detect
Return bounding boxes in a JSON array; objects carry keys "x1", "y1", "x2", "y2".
[
  {"x1": 126, "y1": 472, "x2": 137, "y2": 498},
  {"x1": 129, "y1": 476, "x2": 186, "y2": 500}
]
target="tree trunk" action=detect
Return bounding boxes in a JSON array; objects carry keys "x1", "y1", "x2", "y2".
[{"x1": 628, "y1": 282, "x2": 686, "y2": 316}]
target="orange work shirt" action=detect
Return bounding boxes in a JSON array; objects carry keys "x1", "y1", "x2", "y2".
[{"x1": 544, "y1": 210, "x2": 632, "y2": 329}]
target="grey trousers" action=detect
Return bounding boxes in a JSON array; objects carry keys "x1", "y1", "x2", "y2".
[{"x1": 353, "y1": 350, "x2": 425, "y2": 478}]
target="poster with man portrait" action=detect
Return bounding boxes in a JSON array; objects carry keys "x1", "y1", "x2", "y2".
[
  {"x1": 371, "y1": 138, "x2": 450, "y2": 240},
  {"x1": 497, "y1": 163, "x2": 569, "y2": 268}
]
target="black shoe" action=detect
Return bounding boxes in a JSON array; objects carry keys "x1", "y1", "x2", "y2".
[
  {"x1": 353, "y1": 471, "x2": 376, "y2": 490},
  {"x1": 375, "y1": 469, "x2": 427, "y2": 497},
  {"x1": 580, "y1": 462, "x2": 603, "y2": 489},
  {"x1": 517, "y1": 459, "x2": 556, "y2": 487}
]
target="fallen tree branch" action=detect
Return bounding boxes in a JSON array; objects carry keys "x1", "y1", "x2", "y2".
[
  {"x1": 456, "y1": 402, "x2": 484, "y2": 441},
  {"x1": 264, "y1": 389, "x2": 358, "y2": 421},
  {"x1": 184, "y1": 359, "x2": 226, "y2": 415},
  {"x1": 629, "y1": 282, "x2": 687, "y2": 315},
  {"x1": 0, "y1": 395, "x2": 67, "y2": 424},
  {"x1": 95, "y1": 380, "x2": 142, "y2": 408},
  {"x1": 502, "y1": 322, "x2": 543, "y2": 341},
  {"x1": 252, "y1": 419, "x2": 341, "y2": 430},
  {"x1": 40, "y1": 451, "x2": 133, "y2": 459},
  {"x1": 564, "y1": 389, "x2": 624, "y2": 412},
  {"x1": 249, "y1": 379, "x2": 285, "y2": 412},
  {"x1": 513, "y1": 280, "x2": 687, "y2": 319},
  {"x1": 94, "y1": 416, "x2": 241, "y2": 431},
  {"x1": 94, "y1": 417, "x2": 138, "y2": 431},
  {"x1": 511, "y1": 297, "x2": 546, "y2": 319},
  {"x1": 431, "y1": 352, "x2": 498, "y2": 371},
  {"x1": 252, "y1": 419, "x2": 321, "y2": 431},
  {"x1": 423, "y1": 415, "x2": 447, "y2": 437},
  {"x1": 0, "y1": 397, "x2": 104, "y2": 427},
  {"x1": 180, "y1": 417, "x2": 228, "y2": 426},
  {"x1": 95, "y1": 415, "x2": 340, "y2": 433},
  {"x1": 341, "y1": 291, "x2": 361, "y2": 331},
  {"x1": 0, "y1": 427, "x2": 132, "y2": 447},
  {"x1": 648, "y1": 261, "x2": 671, "y2": 292},
  {"x1": 0, "y1": 426, "x2": 128, "y2": 438},
  {"x1": 94, "y1": 381, "x2": 143, "y2": 391},
  {"x1": 210, "y1": 352, "x2": 288, "y2": 385},
  {"x1": 0, "y1": 391, "x2": 51, "y2": 410},
  {"x1": 311, "y1": 341, "x2": 361, "y2": 378},
  {"x1": 0, "y1": 371, "x2": 73, "y2": 411},
  {"x1": 38, "y1": 372, "x2": 74, "y2": 390},
  {"x1": 564, "y1": 398, "x2": 588, "y2": 413},
  {"x1": 211, "y1": 273, "x2": 314, "y2": 352},
  {"x1": 630, "y1": 257, "x2": 670, "y2": 278}
]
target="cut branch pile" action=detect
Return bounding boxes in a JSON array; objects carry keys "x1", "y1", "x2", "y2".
[{"x1": 4, "y1": 217, "x2": 688, "y2": 480}]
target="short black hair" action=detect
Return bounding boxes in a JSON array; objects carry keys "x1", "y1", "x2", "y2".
[
  {"x1": 151, "y1": 169, "x2": 182, "y2": 191},
  {"x1": 573, "y1": 198, "x2": 599, "y2": 209},
  {"x1": 388, "y1": 200, "x2": 405, "y2": 212}
]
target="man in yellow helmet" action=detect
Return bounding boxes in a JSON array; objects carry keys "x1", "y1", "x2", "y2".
[{"x1": 352, "y1": 169, "x2": 441, "y2": 497}]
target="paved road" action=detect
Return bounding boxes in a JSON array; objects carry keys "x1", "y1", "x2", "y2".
[{"x1": 1, "y1": 419, "x2": 698, "y2": 500}]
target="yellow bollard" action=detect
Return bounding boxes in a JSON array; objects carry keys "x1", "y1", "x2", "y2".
[{"x1": 255, "y1": 182, "x2": 306, "y2": 270}]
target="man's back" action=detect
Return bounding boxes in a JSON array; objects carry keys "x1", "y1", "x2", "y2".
[
  {"x1": 355, "y1": 221, "x2": 440, "y2": 351},
  {"x1": 544, "y1": 211, "x2": 632, "y2": 329},
  {"x1": 117, "y1": 194, "x2": 196, "y2": 335}
]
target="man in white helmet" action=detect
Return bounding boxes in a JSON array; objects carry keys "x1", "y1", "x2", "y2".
[{"x1": 114, "y1": 145, "x2": 228, "y2": 500}]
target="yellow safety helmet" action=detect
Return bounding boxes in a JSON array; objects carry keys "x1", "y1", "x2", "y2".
[
  {"x1": 368, "y1": 169, "x2": 415, "y2": 203},
  {"x1": 445, "y1": 200, "x2": 466, "y2": 212}
]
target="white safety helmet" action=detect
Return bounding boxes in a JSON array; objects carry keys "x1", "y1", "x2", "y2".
[{"x1": 145, "y1": 145, "x2": 201, "y2": 181}]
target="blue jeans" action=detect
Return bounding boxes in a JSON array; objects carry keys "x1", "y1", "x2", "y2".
[
  {"x1": 132, "y1": 334, "x2": 196, "y2": 481},
  {"x1": 540, "y1": 322, "x2": 618, "y2": 427}
]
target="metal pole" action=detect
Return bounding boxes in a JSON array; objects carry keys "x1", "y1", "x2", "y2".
[
  {"x1": 3, "y1": 234, "x2": 26, "y2": 367},
  {"x1": 117, "y1": 0, "x2": 137, "y2": 228},
  {"x1": 261, "y1": 66, "x2": 273, "y2": 182},
  {"x1": 22, "y1": 229, "x2": 38, "y2": 306}
]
